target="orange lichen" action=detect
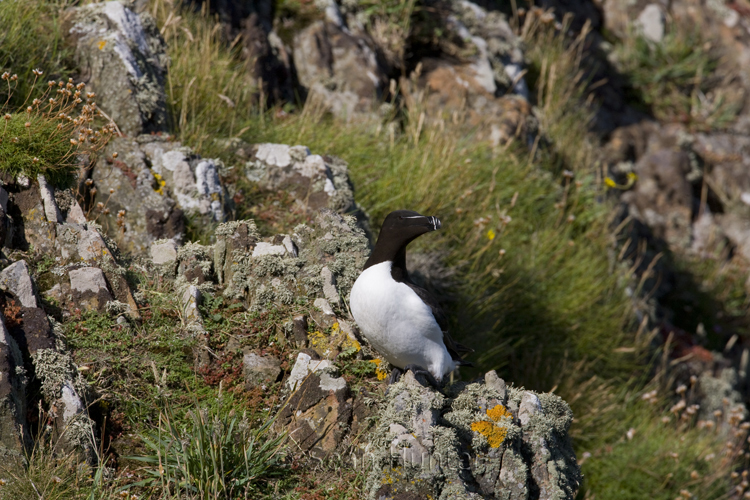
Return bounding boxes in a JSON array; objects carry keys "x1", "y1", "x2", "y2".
[
  {"x1": 487, "y1": 404, "x2": 512, "y2": 422},
  {"x1": 471, "y1": 404, "x2": 511, "y2": 448},
  {"x1": 471, "y1": 421, "x2": 508, "y2": 448}
]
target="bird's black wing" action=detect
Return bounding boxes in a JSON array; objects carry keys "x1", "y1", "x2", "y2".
[{"x1": 403, "y1": 281, "x2": 474, "y2": 366}]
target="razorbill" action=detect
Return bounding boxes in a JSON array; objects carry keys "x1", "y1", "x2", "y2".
[{"x1": 349, "y1": 210, "x2": 471, "y2": 385}]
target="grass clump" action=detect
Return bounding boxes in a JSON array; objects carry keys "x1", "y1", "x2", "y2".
[
  {"x1": 0, "y1": 0, "x2": 73, "y2": 108},
  {"x1": 611, "y1": 24, "x2": 741, "y2": 129},
  {"x1": 129, "y1": 398, "x2": 285, "y2": 499},
  {"x1": 0, "y1": 73, "x2": 114, "y2": 186},
  {"x1": 147, "y1": 0, "x2": 259, "y2": 154}
]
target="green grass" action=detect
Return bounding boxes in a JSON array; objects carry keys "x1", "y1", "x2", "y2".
[
  {"x1": 144, "y1": 2, "x2": 750, "y2": 497},
  {"x1": 611, "y1": 24, "x2": 741, "y2": 129},
  {"x1": 0, "y1": 0, "x2": 74, "y2": 108},
  {"x1": 128, "y1": 397, "x2": 285, "y2": 499}
]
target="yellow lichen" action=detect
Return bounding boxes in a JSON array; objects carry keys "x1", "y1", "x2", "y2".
[
  {"x1": 153, "y1": 172, "x2": 166, "y2": 195},
  {"x1": 471, "y1": 404, "x2": 511, "y2": 448},
  {"x1": 486, "y1": 404, "x2": 512, "y2": 422},
  {"x1": 369, "y1": 359, "x2": 389, "y2": 380},
  {"x1": 471, "y1": 420, "x2": 508, "y2": 448}
]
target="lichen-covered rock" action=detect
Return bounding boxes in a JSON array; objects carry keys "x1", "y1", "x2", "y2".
[
  {"x1": 246, "y1": 143, "x2": 357, "y2": 214},
  {"x1": 89, "y1": 135, "x2": 231, "y2": 254},
  {"x1": 69, "y1": 267, "x2": 113, "y2": 312},
  {"x1": 214, "y1": 210, "x2": 369, "y2": 314},
  {"x1": 365, "y1": 371, "x2": 581, "y2": 500},
  {"x1": 0, "y1": 260, "x2": 96, "y2": 463},
  {"x1": 67, "y1": 1, "x2": 169, "y2": 136}
]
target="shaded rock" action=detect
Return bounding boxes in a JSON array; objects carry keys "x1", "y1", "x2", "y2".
[
  {"x1": 293, "y1": 20, "x2": 388, "y2": 119},
  {"x1": 0, "y1": 315, "x2": 29, "y2": 458},
  {"x1": 621, "y1": 149, "x2": 694, "y2": 249},
  {"x1": 366, "y1": 371, "x2": 580, "y2": 499},
  {"x1": 0, "y1": 261, "x2": 39, "y2": 308},
  {"x1": 278, "y1": 366, "x2": 351, "y2": 458},
  {"x1": 716, "y1": 213, "x2": 750, "y2": 262},
  {"x1": 694, "y1": 133, "x2": 750, "y2": 202},
  {"x1": 69, "y1": 267, "x2": 113, "y2": 313},
  {"x1": 241, "y1": 13, "x2": 295, "y2": 103},
  {"x1": 68, "y1": 1, "x2": 168, "y2": 136},
  {"x1": 291, "y1": 314, "x2": 309, "y2": 347},
  {"x1": 243, "y1": 352, "x2": 282, "y2": 388}
]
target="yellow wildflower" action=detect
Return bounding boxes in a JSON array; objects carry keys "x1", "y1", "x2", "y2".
[{"x1": 486, "y1": 229, "x2": 496, "y2": 241}]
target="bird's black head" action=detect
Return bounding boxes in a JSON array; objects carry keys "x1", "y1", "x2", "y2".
[{"x1": 364, "y1": 210, "x2": 442, "y2": 274}]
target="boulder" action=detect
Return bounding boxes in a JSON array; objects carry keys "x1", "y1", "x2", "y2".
[
  {"x1": 293, "y1": 20, "x2": 388, "y2": 119},
  {"x1": 278, "y1": 364, "x2": 352, "y2": 458},
  {"x1": 246, "y1": 143, "x2": 357, "y2": 214},
  {"x1": 89, "y1": 135, "x2": 231, "y2": 254},
  {"x1": 67, "y1": 1, "x2": 169, "y2": 136},
  {"x1": 365, "y1": 371, "x2": 581, "y2": 499}
]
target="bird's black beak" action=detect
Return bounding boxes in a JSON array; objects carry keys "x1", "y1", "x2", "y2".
[{"x1": 430, "y1": 216, "x2": 441, "y2": 231}]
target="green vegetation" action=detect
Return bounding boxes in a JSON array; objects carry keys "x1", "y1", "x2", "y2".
[
  {"x1": 0, "y1": 0, "x2": 73, "y2": 108},
  {"x1": 612, "y1": 24, "x2": 741, "y2": 129},
  {"x1": 130, "y1": 398, "x2": 285, "y2": 499},
  {"x1": 1, "y1": 0, "x2": 748, "y2": 499}
]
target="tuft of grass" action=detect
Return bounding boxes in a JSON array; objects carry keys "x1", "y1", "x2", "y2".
[
  {"x1": 129, "y1": 398, "x2": 286, "y2": 499},
  {"x1": 0, "y1": 0, "x2": 74, "y2": 108},
  {"x1": 611, "y1": 23, "x2": 741, "y2": 129},
  {"x1": 148, "y1": 0, "x2": 259, "y2": 154},
  {"x1": 0, "y1": 74, "x2": 115, "y2": 186}
]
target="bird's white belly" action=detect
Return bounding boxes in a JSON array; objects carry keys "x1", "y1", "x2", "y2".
[{"x1": 349, "y1": 261, "x2": 455, "y2": 380}]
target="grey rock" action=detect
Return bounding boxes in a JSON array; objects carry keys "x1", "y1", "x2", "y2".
[
  {"x1": 37, "y1": 175, "x2": 63, "y2": 223},
  {"x1": 181, "y1": 285, "x2": 204, "y2": 332},
  {"x1": 636, "y1": 4, "x2": 665, "y2": 43},
  {"x1": 366, "y1": 373, "x2": 581, "y2": 499},
  {"x1": 320, "y1": 266, "x2": 340, "y2": 307},
  {"x1": 68, "y1": 1, "x2": 168, "y2": 136},
  {"x1": 246, "y1": 142, "x2": 359, "y2": 217},
  {"x1": 243, "y1": 352, "x2": 282, "y2": 388},
  {"x1": 66, "y1": 199, "x2": 87, "y2": 224},
  {"x1": 0, "y1": 261, "x2": 39, "y2": 308},
  {"x1": 150, "y1": 239, "x2": 179, "y2": 264},
  {"x1": 69, "y1": 267, "x2": 113, "y2": 312},
  {"x1": 286, "y1": 352, "x2": 334, "y2": 391}
]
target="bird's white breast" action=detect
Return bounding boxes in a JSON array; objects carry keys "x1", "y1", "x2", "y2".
[{"x1": 349, "y1": 261, "x2": 456, "y2": 381}]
